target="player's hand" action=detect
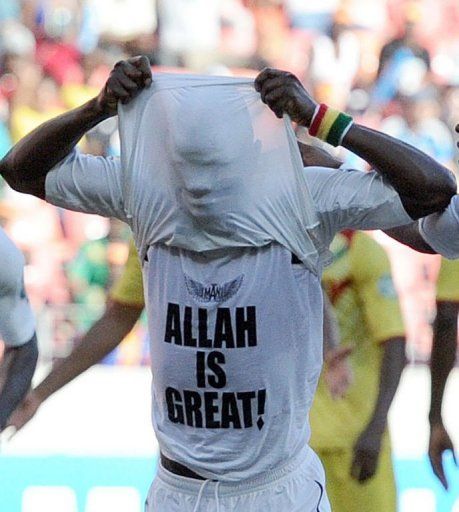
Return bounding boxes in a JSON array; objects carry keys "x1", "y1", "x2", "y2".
[
  {"x1": 324, "y1": 346, "x2": 353, "y2": 399},
  {"x1": 254, "y1": 68, "x2": 317, "y2": 126},
  {"x1": 351, "y1": 425, "x2": 383, "y2": 483},
  {"x1": 5, "y1": 389, "x2": 42, "y2": 434},
  {"x1": 428, "y1": 422, "x2": 457, "y2": 489},
  {"x1": 96, "y1": 56, "x2": 152, "y2": 117}
]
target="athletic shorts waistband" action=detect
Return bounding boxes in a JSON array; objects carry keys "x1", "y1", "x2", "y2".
[{"x1": 156, "y1": 444, "x2": 314, "y2": 497}]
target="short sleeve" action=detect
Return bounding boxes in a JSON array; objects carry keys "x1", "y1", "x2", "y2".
[
  {"x1": 109, "y1": 240, "x2": 145, "y2": 307},
  {"x1": 0, "y1": 229, "x2": 35, "y2": 346},
  {"x1": 45, "y1": 150, "x2": 128, "y2": 222},
  {"x1": 305, "y1": 166, "x2": 413, "y2": 246},
  {"x1": 351, "y1": 234, "x2": 405, "y2": 344},
  {"x1": 419, "y1": 195, "x2": 459, "y2": 259}
]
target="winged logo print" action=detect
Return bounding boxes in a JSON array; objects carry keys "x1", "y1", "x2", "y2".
[{"x1": 184, "y1": 274, "x2": 244, "y2": 303}]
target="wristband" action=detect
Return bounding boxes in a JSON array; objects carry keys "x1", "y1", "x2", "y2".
[{"x1": 308, "y1": 104, "x2": 353, "y2": 147}]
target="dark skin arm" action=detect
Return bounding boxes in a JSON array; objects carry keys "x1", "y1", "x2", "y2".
[
  {"x1": 255, "y1": 69, "x2": 456, "y2": 219},
  {"x1": 7, "y1": 300, "x2": 143, "y2": 433},
  {"x1": 0, "y1": 56, "x2": 152, "y2": 198},
  {"x1": 383, "y1": 223, "x2": 436, "y2": 254},
  {"x1": 428, "y1": 300, "x2": 458, "y2": 489},
  {"x1": 297, "y1": 143, "x2": 440, "y2": 254},
  {"x1": 351, "y1": 337, "x2": 406, "y2": 482},
  {"x1": 0, "y1": 333, "x2": 38, "y2": 430}
]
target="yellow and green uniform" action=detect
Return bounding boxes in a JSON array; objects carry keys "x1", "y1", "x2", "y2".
[
  {"x1": 109, "y1": 240, "x2": 145, "y2": 307},
  {"x1": 108, "y1": 240, "x2": 146, "y2": 365},
  {"x1": 310, "y1": 231, "x2": 405, "y2": 512},
  {"x1": 436, "y1": 258, "x2": 459, "y2": 303}
]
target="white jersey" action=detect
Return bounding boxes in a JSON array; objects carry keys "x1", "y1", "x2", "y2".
[
  {"x1": 0, "y1": 228, "x2": 35, "y2": 346},
  {"x1": 144, "y1": 242, "x2": 323, "y2": 481},
  {"x1": 117, "y1": 73, "x2": 323, "y2": 273},
  {"x1": 420, "y1": 194, "x2": 459, "y2": 259},
  {"x1": 44, "y1": 72, "x2": 412, "y2": 480},
  {"x1": 44, "y1": 151, "x2": 412, "y2": 479}
]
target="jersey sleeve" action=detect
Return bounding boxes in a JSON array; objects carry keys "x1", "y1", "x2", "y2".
[
  {"x1": 45, "y1": 150, "x2": 128, "y2": 221},
  {"x1": 305, "y1": 166, "x2": 412, "y2": 246},
  {"x1": 109, "y1": 239, "x2": 145, "y2": 307},
  {"x1": 419, "y1": 195, "x2": 459, "y2": 259},
  {"x1": 0, "y1": 230, "x2": 35, "y2": 347},
  {"x1": 351, "y1": 233, "x2": 405, "y2": 344}
]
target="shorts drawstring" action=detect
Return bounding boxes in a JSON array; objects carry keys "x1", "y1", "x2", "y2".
[
  {"x1": 192, "y1": 480, "x2": 221, "y2": 512},
  {"x1": 193, "y1": 479, "x2": 210, "y2": 512}
]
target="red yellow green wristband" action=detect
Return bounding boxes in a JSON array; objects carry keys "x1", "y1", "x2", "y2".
[{"x1": 308, "y1": 104, "x2": 353, "y2": 147}]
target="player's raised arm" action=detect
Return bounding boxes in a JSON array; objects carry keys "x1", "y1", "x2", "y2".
[
  {"x1": 0, "y1": 56, "x2": 152, "y2": 199},
  {"x1": 255, "y1": 68, "x2": 456, "y2": 220}
]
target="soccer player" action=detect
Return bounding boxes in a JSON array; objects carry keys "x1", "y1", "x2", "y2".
[
  {"x1": 428, "y1": 258, "x2": 458, "y2": 490},
  {"x1": 0, "y1": 228, "x2": 38, "y2": 432},
  {"x1": 310, "y1": 230, "x2": 406, "y2": 512},
  {"x1": 0, "y1": 57, "x2": 455, "y2": 511}
]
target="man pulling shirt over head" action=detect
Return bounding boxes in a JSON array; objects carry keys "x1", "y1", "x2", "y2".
[{"x1": 0, "y1": 57, "x2": 455, "y2": 511}]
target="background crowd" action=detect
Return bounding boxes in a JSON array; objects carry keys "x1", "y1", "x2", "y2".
[{"x1": 0, "y1": 0, "x2": 458, "y2": 365}]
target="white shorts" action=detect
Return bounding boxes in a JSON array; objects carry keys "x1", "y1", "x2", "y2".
[{"x1": 145, "y1": 445, "x2": 331, "y2": 512}]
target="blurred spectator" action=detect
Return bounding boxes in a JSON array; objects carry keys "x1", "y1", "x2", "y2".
[
  {"x1": 373, "y1": 2, "x2": 430, "y2": 105},
  {"x1": 378, "y1": 5, "x2": 429, "y2": 75},
  {"x1": 285, "y1": 0, "x2": 338, "y2": 33},
  {"x1": 156, "y1": 0, "x2": 222, "y2": 70},
  {"x1": 86, "y1": 0, "x2": 157, "y2": 55},
  {"x1": 246, "y1": 1, "x2": 289, "y2": 69},
  {"x1": 307, "y1": 15, "x2": 361, "y2": 108},
  {"x1": 10, "y1": 69, "x2": 64, "y2": 142},
  {"x1": 381, "y1": 87, "x2": 455, "y2": 167},
  {"x1": 220, "y1": 0, "x2": 256, "y2": 65}
]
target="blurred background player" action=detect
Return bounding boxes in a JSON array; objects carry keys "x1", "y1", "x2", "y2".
[
  {"x1": 428, "y1": 257, "x2": 459, "y2": 490},
  {"x1": 7, "y1": 240, "x2": 144, "y2": 427},
  {"x1": 0, "y1": 227, "x2": 38, "y2": 432},
  {"x1": 309, "y1": 229, "x2": 406, "y2": 512}
]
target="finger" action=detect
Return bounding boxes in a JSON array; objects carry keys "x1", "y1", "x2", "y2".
[
  {"x1": 254, "y1": 68, "x2": 284, "y2": 91},
  {"x1": 106, "y1": 81, "x2": 130, "y2": 102},
  {"x1": 259, "y1": 76, "x2": 293, "y2": 103},
  {"x1": 263, "y1": 94, "x2": 296, "y2": 119},
  {"x1": 263, "y1": 86, "x2": 288, "y2": 106},
  {"x1": 262, "y1": 91, "x2": 290, "y2": 118},
  {"x1": 429, "y1": 452, "x2": 448, "y2": 489},
  {"x1": 7, "y1": 410, "x2": 27, "y2": 431},
  {"x1": 116, "y1": 73, "x2": 141, "y2": 92},
  {"x1": 0, "y1": 425, "x2": 16, "y2": 442},
  {"x1": 358, "y1": 458, "x2": 376, "y2": 482},
  {"x1": 114, "y1": 60, "x2": 143, "y2": 81},
  {"x1": 131, "y1": 55, "x2": 152, "y2": 86}
]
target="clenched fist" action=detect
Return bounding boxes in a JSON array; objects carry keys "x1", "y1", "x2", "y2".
[
  {"x1": 96, "y1": 56, "x2": 152, "y2": 117},
  {"x1": 254, "y1": 68, "x2": 317, "y2": 126}
]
